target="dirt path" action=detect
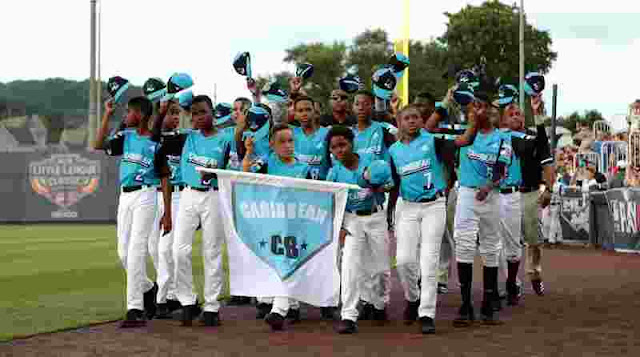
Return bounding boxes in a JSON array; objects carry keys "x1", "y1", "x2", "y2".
[{"x1": 3, "y1": 247, "x2": 640, "y2": 357}]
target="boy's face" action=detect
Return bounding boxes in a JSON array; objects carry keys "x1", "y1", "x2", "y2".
[
  {"x1": 125, "y1": 106, "x2": 142, "y2": 127},
  {"x1": 163, "y1": 102, "x2": 181, "y2": 130},
  {"x1": 353, "y1": 94, "x2": 372, "y2": 119},
  {"x1": 192, "y1": 101, "x2": 213, "y2": 130},
  {"x1": 295, "y1": 100, "x2": 314, "y2": 127}
]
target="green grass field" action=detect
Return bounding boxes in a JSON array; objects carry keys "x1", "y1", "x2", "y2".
[{"x1": 0, "y1": 224, "x2": 229, "y2": 341}]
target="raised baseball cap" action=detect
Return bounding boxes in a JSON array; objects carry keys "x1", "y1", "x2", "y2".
[
  {"x1": 339, "y1": 74, "x2": 362, "y2": 94},
  {"x1": 162, "y1": 73, "x2": 194, "y2": 101},
  {"x1": 372, "y1": 67, "x2": 397, "y2": 100},
  {"x1": 143, "y1": 78, "x2": 167, "y2": 103},
  {"x1": 498, "y1": 84, "x2": 518, "y2": 107},
  {"x1": 456, "y1": 69, "x2": 479, "y2": 89},
  {"x1": 107, "y1": 76, "x2": 130, "y2": 104},
  {"x1": 388, "y1": 53, "x2": 410, "y2": 75},
  {"x1": 524, "y1": 72, "x2": 545, "y2": 96},
  {"x1": 296, "y1": 63, "x2": 314, "y2": 80},
  {"x1": 247, "y1": 105, "x2": 270, "y2": 131},
  {"x1": 233, "y1": 51, "x2": 252, "y2": 78},
  {"x1": 262, "y1": 79, "x2": 288, "y2": 103},
  {"x1": 214, "y1": 102, "x2": 233, "y2": 125},
  {"x1": 453, "y1": 82, "x2": 476, "y2": 107},
  {"x1": 177, "y1": 90, "x2": 193, "y2": 110}
]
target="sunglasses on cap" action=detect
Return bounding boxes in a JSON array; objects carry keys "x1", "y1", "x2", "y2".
[{"x1": 330, "y1": 95, "x2": 348, "y2": 101}]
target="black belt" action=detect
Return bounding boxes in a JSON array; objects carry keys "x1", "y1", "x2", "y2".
[
  {"x1": 500, "y1": 186, "x2": 519, "y2": 194},
  {"x1": 347, "y1": 205, "x2": 381, "y2": 216},
  {"x1": 122, "y1": 185, "x2": 151, "y2": 193},
  {"x1": 157, "y1": 185, "x2": 186, "y2": 192},
  {"x1": 188, "y1": 185, "x2": 219, "y2": 192},
  {"x1": 417, "y1": 191, "x2": 444, "y2": 203}
]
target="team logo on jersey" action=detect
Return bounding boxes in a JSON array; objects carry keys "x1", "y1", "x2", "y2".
[
  {"x1": 398, "y1": 159, "x2": 431, "y2": 176},
  {"x1": 29, "y1": 154, "x2": 101, "y2": 216}
]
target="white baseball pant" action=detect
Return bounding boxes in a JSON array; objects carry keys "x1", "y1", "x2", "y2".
[
  {"x1": 454, "y1": 187, "x2": 501, "y2": 268},
  {"x1": 396, "y1": 198, "x2": 446, "y2": 319},
  {"x1": 116, "y1": 186, "x2": 157, "y2": 311},
  {"x1": 498, "y1": 191, "x2": 524, "y2": 285},
  {"x1": 548, "y1": 203, "x2": 563, "y2": 243},
  {"x1": 149, "y1": 189, "x2": 181, "y2": 303},
  {"x1": 173, "y1": 187, "x2": 225, "y2": 313},
  {"x1": 437, "y1": 186, "x2": 458, "y2": 285},
  {"x1": 340, "y1": 210, "x2": 389, "y2": 322},
  {"x1": 257, "y1": 296, "x2": 299, "y2": 316}
]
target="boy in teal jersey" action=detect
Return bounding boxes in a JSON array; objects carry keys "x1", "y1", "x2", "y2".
[
  {"x1": 325, "y1": 126, "x2": 394, "y2": 334},
  {"x1": 391, "y1": 105, "x2": 478, "y2": 334},
  {"x1": 426, "y1": 89, "x2": 513, "y2": 326},
  {"x1": 291, "y1": 96, "x2": 330, "y2": 180},
  {"x1": 94, "y1": 96, "x2": 171, "y2": 328},
  {"x1": 148, "y1": 100, "x2": 187, "y2": 318},
  {"x1": 154, "y1": 95, "x2": 231, "y2": 327},
  {"x1": 242, "y1": 124, "x2": 312, "y2": 331},
  {"x1": 351, "y1": 90, "x2": 397, "y2": 313}
]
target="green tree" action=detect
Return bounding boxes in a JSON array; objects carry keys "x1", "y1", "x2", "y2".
[
  {"x1": 560, "y1": 109, "x2": 605, "y2": 134},
  {"x1": 280, "y1": 41, "x2": 347, "y2": 106},
  {"x1": 346, "y1": 29, "x2": 394, "y2": 92},
  {"x1": 1, "y1": 79, "x2": 141, "y2": 144},
  {"x1": 440, "y1": 0, "x2": 557, "y2": 87},
  {"x1": 407, "y1": 40, "x2": 449, "y2": 101}
]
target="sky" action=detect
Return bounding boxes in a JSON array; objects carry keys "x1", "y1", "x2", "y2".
[{"x1": 1, "y1": 0, "x2": 639, "y2": 129}]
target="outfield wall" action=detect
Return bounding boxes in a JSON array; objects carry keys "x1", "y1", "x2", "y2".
[
  {"x1": 1, "y1": 150, "x2": 638, "y2": 252},
  {"x1": 0, "y1": 150, "x2": 118, "y2": 223}
]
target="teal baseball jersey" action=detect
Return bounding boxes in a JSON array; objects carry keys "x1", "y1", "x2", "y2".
[
  {"x1": 389, "y1": 131, "x2": 447, "y2": 202},
  {"x1": 105, "y1": 129, "x2": 160, "y2": 187},
  {"x1": 292, "y1": 126, "x2": 330, "y2": 180}
]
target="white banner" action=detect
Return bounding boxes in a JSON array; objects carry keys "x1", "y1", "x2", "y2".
[{"x1": 199, "y1": 168, "x2": 355, "y2": 307}]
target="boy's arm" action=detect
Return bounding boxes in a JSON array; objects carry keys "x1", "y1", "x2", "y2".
[{"x1": 93, "y1": 100, "x2": 115, "y2": 150}]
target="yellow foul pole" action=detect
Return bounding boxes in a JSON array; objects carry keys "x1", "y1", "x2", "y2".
[{"x1": 394, "y1": 0, "x2": 410, "y2": 107}]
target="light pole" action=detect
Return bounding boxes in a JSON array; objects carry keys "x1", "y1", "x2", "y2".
[
  {"x1": 519, "y1": 0, "x2": 525, "y2": 110},
  {"x1": 88, "y1": 0, "x2": 97, "y2": 150}
]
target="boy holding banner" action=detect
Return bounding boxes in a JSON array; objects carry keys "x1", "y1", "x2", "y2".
[
  {"x1": 242, "y1": 123, "x2": 313, "y2": 331},
  {"x1": 154, "y1": 95, "x2": 232, "y2": 327}
]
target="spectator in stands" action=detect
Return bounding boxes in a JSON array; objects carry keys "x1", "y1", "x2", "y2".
[{"x1": 609, "y1": 161, "x2": 627, "y2": 188}]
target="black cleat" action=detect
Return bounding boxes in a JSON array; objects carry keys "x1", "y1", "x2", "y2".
[
  {"x1": 403, "y1": 300, "x2": 419, "y2": 325},
  {"x1": 453, "y1": 304, "x2": 475, "y2": 327},
  {"x1": 256, "y1": 303, "x2": 272, "y2": 319},
  {"x1": 120, "y1": 309, "x2": 146, "y2": 328},
  {"x1": 481, "y1": 300, "x2": 501, "y2": 325},
  {"x1": 372, "y1": 308, "x2": 387, "y2": 325},
  {"x1": 359, "y1": 301, "x2": 374, "y2": 320},
  {"x1": 420, "y1": 316, "x2": 436, "y2": 334},
  {"x1": 181, "y1": 304, "x2": 202, "y2": 327},
  {"x1": 320, "y1": 307, "x2": 337, "y2": 321},
  {"x1": 203, "y1": 311, "x2": 221, "y2": 326},
  {"x1": 155, "y1": 303, "x2": 172, "y2": 319},
  {"x1": 265, "y1": 312, "x2": 285, "y2": 331},
  {"x1": 286, "y1": 309, "x2": 301, "y2": 324},
  {"x1": 507, "y1": 282, "x2": 522, "y2": 306},
  {"x1": 143, "y1": 283, "x2": 158, "y2": 320},
  {"x1": 336, "y1": 319, "x2": 358, "y2": 334}
]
